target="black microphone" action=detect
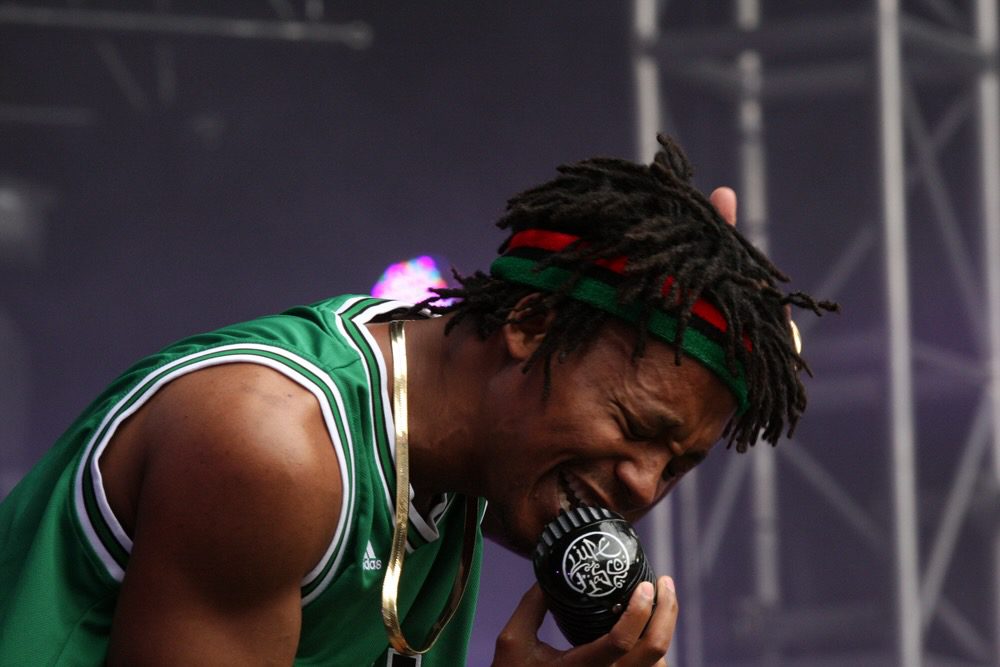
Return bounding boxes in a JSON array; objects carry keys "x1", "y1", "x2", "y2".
[{"x1": 532, "y1": 505, "x2": 656, "y2": 646}]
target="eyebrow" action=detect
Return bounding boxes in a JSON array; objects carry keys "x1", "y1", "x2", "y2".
[
  {"x1": 622, "y1": 404, "x2": 713, "y2": 462},
  {"x1": 624, "y1": 406, "x2": 683, "y2": 438}
]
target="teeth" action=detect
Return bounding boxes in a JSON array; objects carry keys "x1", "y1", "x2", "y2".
[
  {"x1": 559, "y1": 489, "x2": 571, "y2": 512},
  {"x1": 557, "y1": 471, "x2": 574, "y2": 513},
  {"x1": 557, "y1": 469, "x2": 595, "y2": 510},
  {"x1": 566, "y1": 474, "x2": 594, "y2": 506}
]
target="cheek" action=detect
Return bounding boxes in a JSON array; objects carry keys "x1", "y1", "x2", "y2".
[
  {"x1": 535, "y1": 417, "x2": 620, "y2": 457},
  {"x1": 502, "y1": 399, "x2": 593, "y2": 444}
]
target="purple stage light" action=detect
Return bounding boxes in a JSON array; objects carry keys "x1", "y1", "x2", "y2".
[{"x1": 371, "y1": 255, "x2": 454, "y2": 305}]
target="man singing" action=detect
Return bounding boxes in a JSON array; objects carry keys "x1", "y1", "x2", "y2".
[{"x1": 0, "y1": 136, "x2": 834, "y2": 666}]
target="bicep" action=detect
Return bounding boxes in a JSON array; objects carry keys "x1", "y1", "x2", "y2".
[{"x1": 107, "y1": 364, "x2": 343, "y2": 666}]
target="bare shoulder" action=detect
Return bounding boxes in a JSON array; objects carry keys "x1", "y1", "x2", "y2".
[
  {"x1": 105, "y1": 362, "x2": 344, "y2": 664},
  {"x1": 134, "y1": 362, "x2": 343, "y2": 579}
]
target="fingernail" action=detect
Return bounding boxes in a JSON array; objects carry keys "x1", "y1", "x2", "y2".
[
  {"x1": 638, "y1": 581, "x2": 654, "y2": 600},
  {"x1": 665, "y1": 576, "x2": 676, "y2": 593}
]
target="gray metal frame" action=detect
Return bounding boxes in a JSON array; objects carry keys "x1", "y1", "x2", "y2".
[
  {"x1": 0, "y1": 1, "x2": 371, "y2": 125},
  {"x1": 0, "y1": 3, "x2": 371, "y2": 45},
  {"x1": 632, "y1": 1, "x2": 1000, "y2": 665},
  {"x1": 0, "y1": 1, "x2": 372, "y2": 494}
]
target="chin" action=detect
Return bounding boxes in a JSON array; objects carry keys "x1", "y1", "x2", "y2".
[{"x1": 482, "y1": 506, "x2": 538, "y2": 558}]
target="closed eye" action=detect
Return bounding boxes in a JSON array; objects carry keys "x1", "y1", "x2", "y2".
[
  {"x1": 619, "y1": 405, "x2": 681, "y2": 442},
  {"x1": 625, "y1": 420, "x2": 654, "y2": 442},
  {"x1": 617, "y1": 410, "x2": 649, "y2": 442}
]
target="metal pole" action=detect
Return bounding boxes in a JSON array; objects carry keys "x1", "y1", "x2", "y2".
[
  {"x1": 876, "y1": 0, "x2": 922, "y2": 664},
  {"x1": 631, "y1": 3, "x2": 681, "y2": 665},
  {"x1": 736, "y1": 0, "x2": 768, "y2": 250},
  {"x1": 975, "y1": 0, "x2": 1000, "y2": 507},
  {"x1": 679, "y1": 474, "x2": 705, "y2": 667},
  {"x1": 736, "y1": 1, "x2": 782, "y2": 663},
  {"x1": 973, "y1": 1, "x2": 1000, "y2": 662},
  {"x1": 0, "y1": 5, "x2": 372, "y2": 48},
  {"x1": 633, "y1": 0, "x2": 664, "y2": 163},
  {"x1": 779, "y1": 443, "x2": 887, "y2": 554},
  {"x1": 919, "y1": 394, "x2": 993, "y2": 629},
  {"x1": 700, "y1": 455, "x2": 751, "y2": 575},
  {"x1": 0, "y1": 104, "x2": 96, "y2": 127},
  {"x1": 94, "y1": 40, "x2": 151, "y2": 112},
  {"x1": 901, "y1": 79, "x2": 985, "y2": 346}
]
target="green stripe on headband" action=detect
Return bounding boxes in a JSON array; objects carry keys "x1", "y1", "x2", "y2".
[{"x1": 490, "y1": 254, "x2": 749, "y2": 412}]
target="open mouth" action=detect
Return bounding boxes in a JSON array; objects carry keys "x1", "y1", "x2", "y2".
[{"x1": 557, "y1": 469, "x2": 600, "y2": 512}]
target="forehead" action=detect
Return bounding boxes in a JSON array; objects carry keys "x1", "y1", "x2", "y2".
[{"x1": 584, "y1": 322, "x2": 736, "y2": 425}]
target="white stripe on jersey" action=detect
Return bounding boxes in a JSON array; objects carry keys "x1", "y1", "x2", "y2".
[
  {"x1": 333, "y1": 297, "x2": 449, "y2": 549},
  {"x1": 73, "y1": 344, "x2": 357, "y2": 598}
]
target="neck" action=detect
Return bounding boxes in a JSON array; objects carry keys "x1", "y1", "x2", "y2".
[{"x1": 366, "y1": 315, "x2": 487, "y2": 508}]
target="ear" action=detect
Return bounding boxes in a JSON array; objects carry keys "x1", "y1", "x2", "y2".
[{"x1": 501, "y1": 294, "x2": 556, "y2": 362}]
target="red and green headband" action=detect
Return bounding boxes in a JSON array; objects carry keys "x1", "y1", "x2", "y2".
[{"x1": 490, "y1": 229, "x2": 750, "y2": 412}]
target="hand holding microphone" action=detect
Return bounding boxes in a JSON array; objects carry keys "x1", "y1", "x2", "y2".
[{"x1": 493, "y1": 506, "x2": 677, "y2": 666}]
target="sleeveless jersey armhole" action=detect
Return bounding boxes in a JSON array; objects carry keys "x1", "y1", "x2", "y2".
[{"x1": 71, "y1": 344, "x2": 358, "y2": 594}]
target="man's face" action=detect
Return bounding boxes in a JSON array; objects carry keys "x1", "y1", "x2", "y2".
[{"x1": 478, "y1": 321, "x2": 736, "y2": 556}]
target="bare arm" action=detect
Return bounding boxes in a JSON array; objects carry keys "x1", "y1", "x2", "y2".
[{"x1": 105, "y1": 364, "x2": 342, "y2": 666}]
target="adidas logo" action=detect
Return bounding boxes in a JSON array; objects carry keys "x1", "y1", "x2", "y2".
[{"x1": 363, "y1": 541, "x2": 382, "y2": 571}]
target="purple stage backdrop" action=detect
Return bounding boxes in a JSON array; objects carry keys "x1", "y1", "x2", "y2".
[{"x1": 2, "y1": 2, "x2": 995, "y2": 665}]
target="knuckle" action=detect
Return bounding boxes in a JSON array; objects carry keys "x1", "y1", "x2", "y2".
[
  {"x1": 646, "y1": 631, "x2": 672, "y2": 656},
  {"x1": 608, "y1": 628, "x2": 639, "y2": 653},
  {"x1": 637, "y1": 626, "x2": 673, "y2": 655},
  {"x1": 495, "y1": 630, "x2": 517, "y2": 650},
  {"x1": 639, "y1": 620, "x2": 671, "y2": 652}
]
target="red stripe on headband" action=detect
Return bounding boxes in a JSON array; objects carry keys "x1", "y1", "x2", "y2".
[
  {"x1": 506, "y1": 229, "x2": 628, "y2": 273},
  {"x1": 505, "y1": 229, "x2": 749, "y2": 349},
  {"x1": 660, "y1": 276, "x2": 731, "y2": 335}
]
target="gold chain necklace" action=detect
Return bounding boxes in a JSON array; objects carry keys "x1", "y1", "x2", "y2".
[{"x1": 380, "y1": 320, "x2": 479, "y2": 656}]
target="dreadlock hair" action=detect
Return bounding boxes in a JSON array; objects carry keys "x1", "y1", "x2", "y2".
[{"x1": 417, "y1": 134, "x2": 838, "y2": 451}]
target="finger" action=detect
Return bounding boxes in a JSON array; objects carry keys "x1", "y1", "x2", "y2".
[
  {"x1": 709, "y1": 186, "x2": 737, "y2": 227},
  {"x1": 618, "y1": 576, "x2": 679, "y2": 666},
  {"x1": 494, "y1": 585, "x2": 556, "y2": 664},
  {"x1": 561, "y1": 580, "x2": 656, "y2": 665},
  {"x1": 498, "y1": 584, "x2": 548, "y2": 641}
]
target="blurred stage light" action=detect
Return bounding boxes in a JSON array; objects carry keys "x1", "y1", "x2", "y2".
[
  {"x1": 0, "y1": 178, "x2": 52, "y2": 266},
  {"x1": 371, "y1": 255, "x2": 454, "y2": 305}
]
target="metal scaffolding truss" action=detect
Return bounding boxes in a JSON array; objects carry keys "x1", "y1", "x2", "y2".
[
  {"x1": 0, "y1": 1, "x2": 371, "y2": 126},
  {"x1": 632, "y1": 1, "x2": 1000, "y2": 665},
  {"x1": 0, "y1": 1, "x2": 372, "y2": 490}
]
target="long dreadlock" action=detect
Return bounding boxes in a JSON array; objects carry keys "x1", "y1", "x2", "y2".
[{"x1": 418, "y1": 135, "x2": 838, "y2": 451}]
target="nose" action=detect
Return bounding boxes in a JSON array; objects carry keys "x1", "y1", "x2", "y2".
[{"x1": 615, "y1": 454, "x2": 669, "y2": 511}]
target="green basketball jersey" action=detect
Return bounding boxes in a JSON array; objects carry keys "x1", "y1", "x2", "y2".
[{"x1": 0, "y1": 295, "x2": 485, "y2": 667}]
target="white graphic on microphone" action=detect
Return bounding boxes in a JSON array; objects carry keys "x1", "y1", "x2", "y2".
[{"x1": 561, "y1": 531, "x2": 630, "y2": 597}]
